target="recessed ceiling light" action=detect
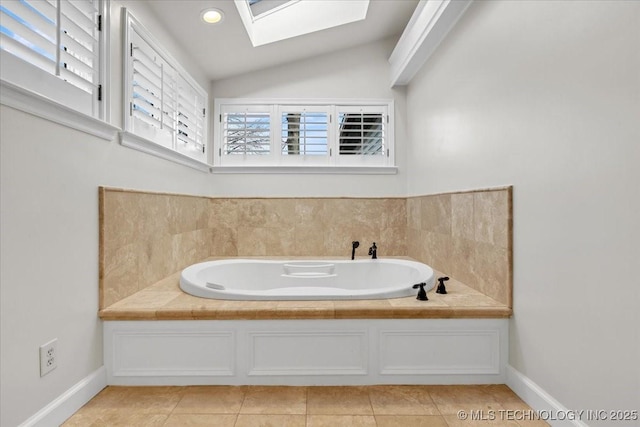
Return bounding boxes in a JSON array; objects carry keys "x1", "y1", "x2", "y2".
[{"x1": 202, "y1": 8, "x2": 224, "y2": 24}]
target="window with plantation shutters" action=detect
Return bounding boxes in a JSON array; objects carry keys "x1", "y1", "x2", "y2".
[
  {"x1": 222, "y1": 106, "x2": 272, "y2": 156},
  {"x1": 122, "y1": 9, "x2": 208, "y2": 170},
  {"x1": 0, "y1": 0, "x2": 105, "y2": 118},
  {"x1": 214, "y1": 99, "x2": 394, "y2": 171},
  {"x1": 335, "y1": 105, "x2": 388, "y2": 167}
]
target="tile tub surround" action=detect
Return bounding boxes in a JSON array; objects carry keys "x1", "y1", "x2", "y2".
[
  {"x1": 99, "y1": 186, "x2": 512, "y2": 309},
  {"x1": 407, "y1": 188, "x2": 513, "y2": 307},
  {"x1": 99, "y1": 263, "x2": 511, "y2": 320}
]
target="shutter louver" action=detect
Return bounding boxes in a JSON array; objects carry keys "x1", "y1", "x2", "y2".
[
  {"x1": 223, "y1": 109, "x2": 271, "y2": 155},
  {"x1": 59, "y1": 0, "x2": 99, "y2": 93},
  {"x1": 176, "y1": 74, "x2": 206, "y2": 161},
  {"x1": 129, "y1": 29, "x2": 173, "y2": 148},
  {"x1": 338, "y1": 109, "x2": 385, "y2": 156},
  {"x1": 0, "y1": 0, "x2": 58, "y2": 74}
]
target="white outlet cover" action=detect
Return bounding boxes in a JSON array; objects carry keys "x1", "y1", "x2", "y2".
[{"x1": 40, "y1": 338, "x2": 57, "y2": 377}]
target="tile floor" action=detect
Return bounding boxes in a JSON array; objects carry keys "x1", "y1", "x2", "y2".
[{"x1": 63, "y1": 385, "x2": 549, "y2": 426}]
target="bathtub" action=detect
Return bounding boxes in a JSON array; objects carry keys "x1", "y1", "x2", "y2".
[{"x1": 180, "y1": 258, "x2": 435, "y2": 300}]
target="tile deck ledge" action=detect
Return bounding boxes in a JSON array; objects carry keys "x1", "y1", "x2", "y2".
[{"x1": 99, "y1": 257, "x2": 512, "y2": 321}]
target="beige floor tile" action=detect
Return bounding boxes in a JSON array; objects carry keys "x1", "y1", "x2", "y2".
[
  {"x1": 307, "y1": 386, "x2": 373, "y2": 415},
  {"x1": 428, "y1": 385, "x2": 505, "y2": 415},
  {"x1": 173, "y1": 385, "x2": 246, "y2": 413},
  {"x1": 79, "y1": 386, "x2": 183, "y2": 413},
  {"x1": 369, "y1": 385, "x2": 440, "y2": 415},
  {"x1": 306, "y1": 415, "x2": 377, "y2": 427},
  {"x1": 443, "y1": 414, "x2": 520, "y2": 426},
  {"x1": 162, "y1": 413, "x2": 237, "y2": 426},
  {"x1": 515, "y1": 420, "x2": 550, "y2": 427},
  {"x1": 476, "y1": 385, "x2": 531, "y2": 411},
  {"x1": 235, "y1": 414, "x2": 307, "y2": 427},
  {"x1": 62, "y1": 411, "x2": 168, "y2": 426},
  {"x1": 375, "y1": 415, "x2": 449, "y2": 427},
  {"x1": 240, "y1": 386, "x2": 307, "y2": 414}
]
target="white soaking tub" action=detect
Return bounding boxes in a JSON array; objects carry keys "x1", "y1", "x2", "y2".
[{"x1": 180, "y1": 258, "x2": 435, "y2": 300}]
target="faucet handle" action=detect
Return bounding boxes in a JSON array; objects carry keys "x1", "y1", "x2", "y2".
[
  {"x1": 412, "y1": 282, "x2": 428, "y2": 301},
  {"x1": 436, "y1": 276, "x2": 449, "y2": 294}
]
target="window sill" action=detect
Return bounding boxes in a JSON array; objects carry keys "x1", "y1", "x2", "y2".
[
  {"x1": 210, "y1": 165, "x2": 398, "y2": 175},
  {"x1": 119, "y1": 132, "x2": 211, "y2": 172},
  {"x1": 0, "y1": 79, "x2": 119, "y2": 141}
]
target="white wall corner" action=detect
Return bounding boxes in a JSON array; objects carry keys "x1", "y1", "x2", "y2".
[
  {"x1": 506, "y1": 365, "x2": 589, "y2": 427},
  {"x1": 17, "y1": 366, "x2": 107, "y2": 427},
  {"x1": 389, "y1": 0, "x2": 473, "y2": 87}
]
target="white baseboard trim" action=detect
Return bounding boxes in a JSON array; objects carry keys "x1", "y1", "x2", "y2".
[
  {"x1": 18, "y1": 366, "x2": 107, "y2": 427},
  {"x1": 507, "y1": 365, "x2": 589, "y2": 427}
]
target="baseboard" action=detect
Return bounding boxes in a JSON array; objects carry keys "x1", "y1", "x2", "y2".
[
  {"x1": 18, "y1": 366, "x2": 107, "y2": 427},
  {"x1": 507, "y1": 365, "x2": 589, "y2": 427}
]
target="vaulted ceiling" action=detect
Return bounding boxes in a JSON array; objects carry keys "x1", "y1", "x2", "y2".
[{"x1": 145, "y1": 0, "x2": 420, "y2": 81}]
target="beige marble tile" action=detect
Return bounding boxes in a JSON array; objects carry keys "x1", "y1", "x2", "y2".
[
  {"x1": 262, "y1": 198, "x2": 297, "y2": 228},
  {"x1": 307, "y1": 415, "x2": 377, "y2": 427},
  {"x1": 264, "y1": 226, "x2": 296, "y2": 256},
  {"x1": 240, "y1": 386, "x2": 307, "y2": 414},
  {"x1": 381, "y1": 199, "x2": 407, "y2": 228},
  {"x1": 163, "y1": 414, "x2": 237, "y2": 427},
  {"x1": 294, "y1": 224, "x2": 327, "y2": 256},
  {"x1": 211, "y1": 226, "x2": 238, "y2": 256},
  {"x1": 406, "y1": 197, "x2": 422, "y2": 230},
  {"x1": 145, "y1": 272, "x2": 181, "y2": 292},
  {"x1": 474, "y1": 190, "x2": 509, "y2": 249},
  {"x1": 102, "y1": 190, "x2": 143, "y2": 250},
  {"x1": 369, "y1": 385, "x2": 440, "y2": 416},
  {"x1": 173, "y1": 386, "x2": 246, "y2": 413},
  {"x1": 451, "y1": 193, "x2": 475, "y2": 240},
  {"x1": 238, "y1": 199, "x2": 268, "y2": 227},
  {"x1": 275, "y1": 300, "x2": 335, "y2": 319},
  {"x1": 101, "y1": 243, "x2": 140, "y2": 308},
  {"x1": 209, "y1": 198, "x2": 239, "y2": 229},
  {"x1": 237, "y1": 227, "x2": 269, "y2": 256},
  {"x1": 63, "y1": 411, "x2": 168, "y2": 426},
  {"x1": 421, "y1": 194, "x2": 451, "y2": 234},
  {"x1": 375, "y1": 415, "x2": 448, "y2": 427},
  {"x1": 307, "y1": 386, "x2": 373, "y2": 415},
  {"x1": 428, "y1": 385, "x2": 506, "y2": 415},
  {"x1": 471, "y1": 243, "x2": 510, "y2": 305},
  {"x1": 137, "y1": 235, "x2": 174, "y2": 289},
  {"x1": 81, "y1": 386, "x2": 184, "y2": 414},
  {"x1": 295, "y1": 198, "x2": 327, "y2": 225},
  {"x1": 443, "y1": 414, "x2": 520, "y2": 426},
  {"x1": 387, "y1": 295, "x2": 449, "y2": 308},
  {"x1": 235, "y1": 414, "x2": 306, "y2": 427}
]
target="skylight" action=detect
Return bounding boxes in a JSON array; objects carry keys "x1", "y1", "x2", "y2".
[{"x1": 234, "y1": 0, "x2": 370, "y2": 47}]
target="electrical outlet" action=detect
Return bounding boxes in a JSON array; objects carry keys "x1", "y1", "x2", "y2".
[{"x1": 39, "y1": 339, "x2": 57, "y2": 377}]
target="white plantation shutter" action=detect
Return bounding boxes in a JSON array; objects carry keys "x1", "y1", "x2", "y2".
[
  {"x1": 221, "y1": 105, "x2": 272, "y2": 156},
  {"x1": 0, "y1": 0, "x2": 103, "y2": 116},
  {"x1": 129, "y1": 29, "x2": 174, "y2": 149},
  {"x1": 59, "y1": 0, "x2": 100, "y2": 93},
  {"x1": 214, "y1": 100, "x2": 394, "y2": 169},
  {"x1": 176, "y1": 75, "x2": 206, "y2": 162},
  {"x1": 122, "y1": 9, "x2": 209, "y2": 168}
]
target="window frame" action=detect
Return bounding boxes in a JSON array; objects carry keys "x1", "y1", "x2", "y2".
[
  {"x1": 120, "y1": 8, "x2": 209, "y2": 172},
  {"x1": 0, "y1": 0, "x2": 116, "y2": 140},
  {"x1": 213, "y1": 98, "x2": 396, "y2": 174}
]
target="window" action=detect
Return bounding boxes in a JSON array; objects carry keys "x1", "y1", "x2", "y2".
[
  {"x1": 121, "y1": 9, "x2": 208, "y2": 171},
  {"x1": 214, "y1": 99, "x2": 395, "y2": 173},
  {"x1": 0, "y1": 0, "x2": 107, "y2": 119}
]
